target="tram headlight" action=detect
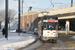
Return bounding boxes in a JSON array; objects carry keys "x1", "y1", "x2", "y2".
[{"x1": 54, "y1": 34, "x2": 55, "y2": 36}]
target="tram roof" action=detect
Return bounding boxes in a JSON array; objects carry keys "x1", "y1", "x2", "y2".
[{"x1": 43, "y1": 15, "x2": 58, "y2": 20}]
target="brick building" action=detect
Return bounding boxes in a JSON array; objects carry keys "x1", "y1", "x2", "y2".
[{"x1": 20, "y1": 12, "x2": 38, "y2": 31}]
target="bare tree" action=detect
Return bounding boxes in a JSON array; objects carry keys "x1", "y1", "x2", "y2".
[
  {"x1": 8, "y1": 9, "x2": 17, "y2": 30},
  {"x1": 0, "y1": 10, "x2": 5, "y2": 22},
  {"x1": 0, "y1": 10, "x2": 5, "y2": 29},
  {"x1": 8, "y1": 9, "x2": 16, "y2": 22},
  {"x1": 0, "y1": 9, "x2": 17, "y2": 29}
]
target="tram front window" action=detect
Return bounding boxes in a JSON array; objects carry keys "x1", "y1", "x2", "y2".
[
  {"x1": 43, "y1": 23, "x2": 56, "y2": 30},
  {"x1": 47, "y1": 24, "x2": 56, "y2": 30}
]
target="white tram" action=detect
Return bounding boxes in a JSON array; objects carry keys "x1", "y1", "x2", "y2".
[{"x1": 38, "y1": 15, "x2": 58, "y2": 42}]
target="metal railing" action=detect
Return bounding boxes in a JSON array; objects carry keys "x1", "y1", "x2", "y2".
[
  {"x1": 24, "y1": 2, "x2": 75, "y2": 15},
  {"x1": 36, "y1": 2, "x2": 75, "y2": 12}
]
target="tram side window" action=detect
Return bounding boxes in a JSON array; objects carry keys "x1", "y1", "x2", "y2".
[{"x1": 43, "y1": 23, "x2": 47, "y2": 30}]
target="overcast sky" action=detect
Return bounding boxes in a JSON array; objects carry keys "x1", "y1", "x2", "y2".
[{"x1": 0, "y1": 0, "x2": 75, "y2": 18}]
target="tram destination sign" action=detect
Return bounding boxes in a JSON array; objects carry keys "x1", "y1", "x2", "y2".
[{"x1": 43, "y1": 20, "x2": 58, "y2": 22}]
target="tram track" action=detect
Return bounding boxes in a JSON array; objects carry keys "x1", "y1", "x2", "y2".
[
  {"x1": 18, "y1": 36, "x2": 75, "y2": 50},
  {"x1": 35, "y1": 40, "x2": 56, "y2": 50}
]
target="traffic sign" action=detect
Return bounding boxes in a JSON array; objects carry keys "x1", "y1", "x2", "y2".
[
  {"x1": 65, "y1": 24, "x2": 68, "y2": 28},
  {"x1": 65, "y1": 26, "x2": 68, "y2": 28},
  {"x1": 65, "y1": 24, "x2": 68, "y2": 26}
]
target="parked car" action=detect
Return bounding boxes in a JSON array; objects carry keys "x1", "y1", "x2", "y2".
[
  {"x1": 16, "y1": 28, "x2": 26, "y2": 33},
  {"x1": 34, "y1": 28, "x2": 38, "y2": 35}
]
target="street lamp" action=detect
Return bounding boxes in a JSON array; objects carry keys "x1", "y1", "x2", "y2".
[{"x1": 28, "y1": 6, "x2": 32, "y2": 12}]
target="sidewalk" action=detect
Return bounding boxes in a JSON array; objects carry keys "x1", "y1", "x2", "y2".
[{"x1": 0, "y1": 32, "x2": 35, "y2": 50}]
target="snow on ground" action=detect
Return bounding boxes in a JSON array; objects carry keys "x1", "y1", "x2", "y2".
[
  {"x1": 0, "y1": 32, "x2": 35, "y2": 50},
  {"x1": 8, "y1": 30, "x2": 16, "y2": 32},
  {"x1": 0, "y1": 15, "x2": 35, "y2": 50}
]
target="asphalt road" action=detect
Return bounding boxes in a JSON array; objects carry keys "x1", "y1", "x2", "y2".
[{"x1": 18, "y1": 35, "x2": 75, "y2": 50}]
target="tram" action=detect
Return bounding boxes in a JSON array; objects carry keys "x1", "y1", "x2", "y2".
[{"x1": 38, "y1": 15, "x2": 58, "y2": 42}]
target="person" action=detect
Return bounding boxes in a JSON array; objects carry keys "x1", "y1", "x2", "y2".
[
  {"x1": 58, "y1": 26, "x2": 61, "y2": 30},
  {"x1": 2, "y1": 27, "x2": 6, "y2": 36}
]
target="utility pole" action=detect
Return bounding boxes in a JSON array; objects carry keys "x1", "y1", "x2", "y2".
[
  {"x1": 5, "y1": 0, "x2": 8, "y2": 40},
  {"x1": 22, "y1": 0, "x2": 24, "y2": 29},
  {"x1": 22, "y1": 0, "x2": 23, "y2": 14},
  {"x1": 71, "y1": 0, "x2": 73, "y2": 7},
  {"x1": 9, "y1": 17, "x2": 10, "y2": 30},
  {"x1": 18, "y1": 0, "x2": 20, "y2": 36}
]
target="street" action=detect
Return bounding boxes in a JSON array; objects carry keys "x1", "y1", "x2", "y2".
[{"x1": 18, "y1": 35, "x2": 75, "y2": 50}]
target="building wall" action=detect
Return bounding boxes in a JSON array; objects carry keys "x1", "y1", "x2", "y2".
[
  {"x1": 20, "y1": 13, "x2": 38, "y2": 31},
  {"x1": 24, "y1": 16, "x2": 27, "y2": 30}
]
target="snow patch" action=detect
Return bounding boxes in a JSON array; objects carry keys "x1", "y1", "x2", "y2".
[
  {"x1": 0, "y1": 32, "x2": 35, "y2": 50},
  {"x1": 0, "y1": 39, "x2": 35, "y2": 50}
]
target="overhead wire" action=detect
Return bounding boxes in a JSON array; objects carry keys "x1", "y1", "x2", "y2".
[
  {"x1": 48, "y1": 0, "x2": 53, "y2": 8},
  {"x1": 12, "y1": 6, "x2": 43, "y2": 10},
  {"x1": 13, "y1": 0, "x2": 55, "y2": 12},
  {"x1": 23, "y1": 1, "x2": 45, "y2": 10},
  {"x1": 23, "y1": 0, "x2": 28, "y2": 8},
  {"x1": 24, "y1": 1, "x2": 50, "y2": 3},
  {"x1": 22, "y1": 0, "x2": 54, "y2": 11}
]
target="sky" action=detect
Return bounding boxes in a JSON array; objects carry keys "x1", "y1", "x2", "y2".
[{"x1": 0, "y1": 0, "x2": 75, "y2": 18}]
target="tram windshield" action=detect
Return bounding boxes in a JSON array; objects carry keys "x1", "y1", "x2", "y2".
[{"x1": 43, "y1": 22, "x2": 56, "y2": 30}]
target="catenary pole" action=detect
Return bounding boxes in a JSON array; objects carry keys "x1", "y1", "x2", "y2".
[
  {"x1": 22, "y1": 0, "x2": 24, "y2": 29},
  {"x1": 71, "y1": 0, "x2": 73, "y2": 7},
  {"x1": 5, "y1": 0, "x2": 8, "y2": 40},
  {"x1": 22, "y1": 0, "x2": 23, "y2": 14},
  {"x1": 18, "y1": 0, "x2": 20, "y2": 36}
]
